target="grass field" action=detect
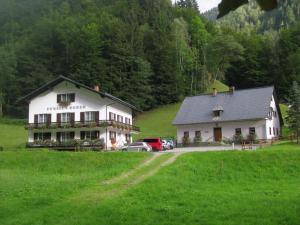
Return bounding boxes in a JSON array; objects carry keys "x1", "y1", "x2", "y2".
[{"x1": 1, "y1": 143, "x2": 299, "y2": 225}]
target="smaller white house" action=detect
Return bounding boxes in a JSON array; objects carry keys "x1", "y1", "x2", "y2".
[
  {"x1": 173, "y1": 86, "x2": 283, "y2": 144},
  {"x1": 19, "y1": 76, "x2": 140, "y2": 150}
]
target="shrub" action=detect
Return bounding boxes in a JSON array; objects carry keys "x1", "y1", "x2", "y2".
[
  {"x1": 247, "y1": 134, "x2": 258, "y2": 143},
  {"x1": 233, "y1": 134, "x2": 244, "y2": 144},
  {"x1": 194, "y1": 136, "x2": 202, "y2": 145},
  {"x1": 182, "y1": 136, "x2": 190, "y2": 146}
]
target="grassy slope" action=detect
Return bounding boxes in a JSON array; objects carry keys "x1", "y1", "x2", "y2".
[
  {"x1": 134, "y1": 80, "x2": 229, "y2": 140},
  {"x1": 0, "y1": 118, "x2": 27, "y2": 149},
  {"x1": 0, "y1": 151, "x2": 149, "y2": 225}
]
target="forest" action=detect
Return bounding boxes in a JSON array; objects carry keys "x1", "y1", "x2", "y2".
[{"x1": 0, "y1": 0, "x2": 300, "y2": 117}]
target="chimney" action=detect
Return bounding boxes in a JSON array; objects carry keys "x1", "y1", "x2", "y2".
[
  {"x1": 94, "y1": 85, "x2": 100, "y2": 92},
  {"x1": 229, "y1": 86, "x2": 235, "y2": 94},
  {"x1": 212, "y1": 88, "x2": 217, "y2": 97}
]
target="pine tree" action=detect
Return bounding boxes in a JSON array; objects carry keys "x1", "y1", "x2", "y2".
[{"x1": 287, "y1": 81, "x2": 300, "y2": 143}]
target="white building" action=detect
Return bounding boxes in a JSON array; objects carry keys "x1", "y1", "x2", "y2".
[
  {"x1": 173, "y1": 86, "x2": 283, "y2": 144},
  {"x1": 19, "y1": 76, "x2": 140, "y2": 149}
]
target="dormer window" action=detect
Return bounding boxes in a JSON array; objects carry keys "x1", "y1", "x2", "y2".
[
  {"x1": 57, "y1": 93, "x2": 75, "y2": 104},
  {"x1": 212, "y1": 105, "x2": 223, "y2": 118}
]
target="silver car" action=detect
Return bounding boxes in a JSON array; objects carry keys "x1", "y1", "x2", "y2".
[{"x1": 122, "y1": 142, "x2": 152, "y2": 152}]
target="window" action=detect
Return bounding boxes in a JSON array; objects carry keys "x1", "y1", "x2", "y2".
[
  {"x1": 57, "y1": 93, "x2": 75, "y2": 103},
  {"x1": 60, "y1": 132, "x2": 75, "y2": 142},
  {"x1": 34, "y1": 133, "x2": 51, "y2": 141},
  {"x1": 195, "y1": 131, "x2": 201, "y2": 138},
  {"x1": 85, "y1": 112, "x2": 96, "y2": 122},
  {"x1": 34, "y1": 114, "x2": 51, "y2": 124},
  {"x1": 109, "y1": 131, "x2": 116, "y2": 140},
  {"x1": 213, "y1": 110, "x2": 221, "y2": 117},
  {"x1": 276, "y1": 128, "x2": 279, "y2": 136},
  {"x1": 269, "y1": 127, "x2": 272, "y2": 135},
  {"x1": 125, "y1": 117, "x2": 131, "y2": 124},
  {"x1": 184, "y1": 131, "x2": 189, "y2": 138},
  {"x1": 80, "y1": 131, "x2": 99, "y2": 140},
  {"x1": 249, "y1": 127, "x2": 256, "y2": 135},
  {"x1": 61, "y1": 113, "x2": 71, "y2": 123},
  {"x1": 109, "y1": 112, "x2": 116, "y2": 121},
  {"x1": 274, "y1": 111, "x2": 277, "y2": 117},
  {"x1": 235, "y1": 128, "x2": 242, "y2": 136},
  {"x1": 117, "y1": 115, "x2": 124, "y2": 123},
  {"x1": 273, "y1": 127, "x2": 275, "y2": 135}
]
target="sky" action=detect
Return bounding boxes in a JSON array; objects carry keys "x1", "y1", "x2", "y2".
[{"x1": 173, "y1": 0, "x2": 222, "y2": 13}]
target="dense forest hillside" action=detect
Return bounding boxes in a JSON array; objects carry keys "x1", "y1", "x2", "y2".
[
  {"x1": 0, "y1": 0, "x2": 299, "y2": 118},
  {"x1": 203, "y1": 0, "x2": 300, "y2": 33}
]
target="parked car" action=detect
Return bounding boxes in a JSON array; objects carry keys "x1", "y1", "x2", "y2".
[
  {"x1": 122, "y1": 142, "x2": 152, "y2": 152},
  {"x1": 142, "y1": 138, "x2": 163, "y2": 151},
  {"x1": 162, "y1": 139, "x2": 171, "y2": 150},
  {"x1": 166, "y1": 140, "x2": 174, "y2": 149}
]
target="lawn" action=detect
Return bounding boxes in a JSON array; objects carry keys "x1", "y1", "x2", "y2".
[
  {"x1": 0, "y1": 150, "x2": 150, "y2": 225},
  {"x1": 1, "y1": 143, "x2": 299, "y2": 225}
]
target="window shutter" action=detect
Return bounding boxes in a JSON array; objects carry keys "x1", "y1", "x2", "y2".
[
  {"x1": 57, "y1": 94, "x2": 61, "y2": 103},
  {"x1": 70, "y1": 132, "x2": 75, "y2": 139},
  {"x1": 70, "y1": 93, "x2": 75, "y2": 102},
  {"x1": 56, "y1": 132, "x2": 61, "y2": 142},
  {"x1": 57, "y1": 113, "x2": 61, "y2": 126},
  {"x1": 70, "y1": 113, "x2": 75, "y2": 126},
  {"x1": 95, "y1": 111, "x2": 99, "y2": 125},
  {"x1": 80, "y1": 112, "x2": 85, "y2": 123},
  {"x1": 109, "y1": 112, "x2": 112, "y2": 120},
  {"x1": 34, "y1": 114, "x2": 38, "y2": 125},
  {"x1": 80, "y1": 131, "x2": 85, "y2": 140},
  {"x1": 47, "y1": 114, "x2": 51, "y2": 126}
]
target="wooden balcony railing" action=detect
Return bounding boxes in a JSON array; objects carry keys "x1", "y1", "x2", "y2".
[{"x1": 25, "y1": 120, "x2": 140, "y2": 132}]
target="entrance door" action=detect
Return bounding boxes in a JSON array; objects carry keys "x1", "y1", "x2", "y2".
[{"x1": 214, "y1": 128, "x2": 222, "y2": 142}]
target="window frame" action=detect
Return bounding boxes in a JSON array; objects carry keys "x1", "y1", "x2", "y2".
[
  {"x1": 249, "y1": 127, "x2": 256, "y2": 135},
  {"x1": 184, "y1": 131, "x2": 189, "y2": 138},
  {"x1": 235, "y1": 128, "x2": 242, "y2": 136}
]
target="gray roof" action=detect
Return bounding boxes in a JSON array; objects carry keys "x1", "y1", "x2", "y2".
[{"x1": 173, "y1": 86, "x2": 278, "y2": 125}]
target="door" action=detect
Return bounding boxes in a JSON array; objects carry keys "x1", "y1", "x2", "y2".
[{"x1": 214, "y1": 128, "x2": 222, "y2": 142}]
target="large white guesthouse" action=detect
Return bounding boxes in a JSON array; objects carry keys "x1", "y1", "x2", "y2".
[
  {"x1": 173, "y1": 86, "x2": 284, "y2": 145},
  {"x1": 20, "y1": 76, "x2": 140, "y2": 149}
]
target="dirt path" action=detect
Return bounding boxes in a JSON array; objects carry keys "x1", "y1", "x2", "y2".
[{"x1": 72, "y1": 152, "x2": 184, "y2": 204}]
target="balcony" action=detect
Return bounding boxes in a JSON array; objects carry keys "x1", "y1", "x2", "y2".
[{"x1": 25, "y1": 120, "x2": 140, "y2": 132}]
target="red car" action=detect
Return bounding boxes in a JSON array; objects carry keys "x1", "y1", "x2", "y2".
[{"x1": 142, "y1": 138, "x2": 163, "y2": 151}]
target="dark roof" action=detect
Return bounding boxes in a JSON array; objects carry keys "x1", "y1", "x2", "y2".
[
  {"x1": 18, "y1": 76, "x2": 141, "y2": 112},
  {"x1": 173, "y1": 86, "x2": 284, "y2": 125}
]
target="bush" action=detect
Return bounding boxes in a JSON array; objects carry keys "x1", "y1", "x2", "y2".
[
  {"x1": 194, "y1": 136, "x2": 202, "y2": 145},
  {"x1": 182, "y1": 136, "x2": 190, "y2": 146},
  {"x1": 247, "y1": 134, "x2": 258, "y2": 143},
  {"x1": 233, "y1": 134, "x2": 244, "y2": 144}
]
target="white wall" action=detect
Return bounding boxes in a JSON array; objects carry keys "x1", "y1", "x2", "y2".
[
  {"x1": 29, "y1": 81, "x2": 132, "y2": 123},
  {"x1": 176, "y1": 119, "x2": 267, "y2": 143},
  {"x1": 265, "y1": 95, "x2": 281, "y2": 139}
]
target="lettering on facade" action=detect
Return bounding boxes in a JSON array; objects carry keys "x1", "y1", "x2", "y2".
[{"x1": 46, "y1": 105, "x2": 86, "y2": 111}]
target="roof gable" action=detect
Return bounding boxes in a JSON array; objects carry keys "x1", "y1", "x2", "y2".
[
  {"x1": 173, "y1": 86, "x2": 281, "y2": 125},
  {"x1": 18, "y1": 76, "x2": 140, "y2": 112}
]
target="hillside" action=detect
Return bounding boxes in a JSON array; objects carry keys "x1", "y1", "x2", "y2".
[
  {"x1": 134, "y1": 80, "x2": 229, "y2": 140},
  {"x1": 203, "y1": 0, "x2": 300, "y2": 33}
]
